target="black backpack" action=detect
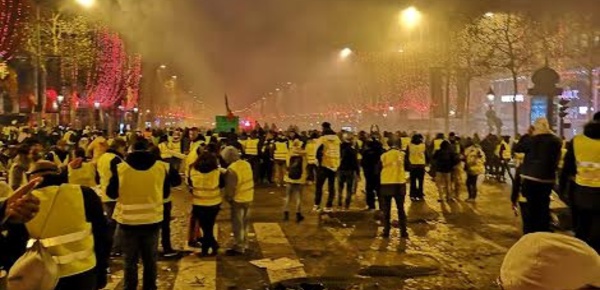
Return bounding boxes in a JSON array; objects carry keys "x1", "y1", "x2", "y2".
[{"x1": 288, "y1": 156, "x2": 303, "y2": 180}]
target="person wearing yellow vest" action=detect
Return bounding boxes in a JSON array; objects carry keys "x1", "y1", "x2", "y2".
[
  {"x1": 147, "y1": 144, "x2": 183, "y2": 258},
  {"x1": 283, "y1": 139, "x2": 307, "y2": 222},
  {"x1": 429, "y1": 133, "x2": 445, "y2": 157},
  {"x1": 188, "y1": 151, "x2": 224, "y2": 255},
  {"x1": 273, "y1": 133, "x2": 289, "y2": 187},
  {"x1": 464, "y1": 140, "x2": 486, "y2": 202},
  {"x1": 86, "y1": 131, "x2": 107, "y2": 162},
  {"x1": 400, "y1": 134, "x2": 411, "y2": 152},
  {"x1": 407, "y1": 134, "x2": 427, "y2": 201},
  {"x1": 379, "y1": 138, "x2": 409, "y2": 239},
  {"x1": 305, "y1": 132, "x2": 319, "y2": 184},
  {"x1": 560, "y1": 114, "x2": 600, "y2": 252},
  {"x1": 495, "y1": 135, "x2": 512, "y2": 183},
  {"x1": 23, "y1": 161, "x2": 109, "y2": 290},
  {"x1": 68, "y1": 148, "x2": 98, "y2": 188},
  {"x1": 221, "y1": 146, "x2": 254, "y2": 256},
  {"x1": 184, "y1": 128, "x2": 206, "y2": 179},
  {"x1": 243, "y1": 131, "x2": 260, "y2": 183},
  {"x1": 45, "y1": 140, "x2": 70, "y2": 171},
  {"x1": 314, "y1": 122, "x2": 341, "y2": 212},
  {"x1": 96, "y1": 138, "x2": 127, "y2": 256},
  {"x1": 107, "y1": 139, "x2": 179, "y2": 290}
]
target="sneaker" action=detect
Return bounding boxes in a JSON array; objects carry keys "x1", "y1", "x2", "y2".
[
  {"x1": 323, "y1": 207, "x2": 333, "y2": 213},
  {"x1": 312, "y1": 205, "x2": 321, "y2": 212},
  {"x1": 161, "y1": 250, "x2": 180, "y2": 258},
  {"x1": 465, "y1": 198, "x2": 476, "y2": 203}
]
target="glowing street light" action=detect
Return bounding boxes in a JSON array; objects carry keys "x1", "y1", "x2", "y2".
[
  {"x1": 133, "y1": 107, "x2": 139, "y2": 113},
  {"x1": 171, "y1": 75, "x2": 177, "y2": 79},
  {"x1": 57, "y1": 95, "x2": 64, "y2": 104},
  {"x1": 93, "y1": 101, "x2": 100, "y2": 109},
  {"x1": 486, "y1": 87, "x2": 496, "y2": 102},
  {"x1": 159, "y1": 64, "x2": 167, "y2": 69},
  {"x1": 339, "y1": 47, "x2": 352, "y2": 59},
  {"x1": 484, "y1": 12, "x2": 494, "y2": 18},
  {"x1": 388, "y1": 106, "x2": 395, "y2": 111},
  {"x1": 400, "y1": 6, "x2": 422, "y2": 29},
  {"x1": 75, "y1": 0, "x2": 95, "y2": 8}
]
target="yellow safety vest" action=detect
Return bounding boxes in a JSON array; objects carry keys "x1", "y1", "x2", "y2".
[
  {"x1": 400, "y1": 137, "x2": 410, "y2": 151},
  {"x1": 433, "y1": 139, "x2": 443, "y2": 153},
  {"x1": 306, "y1": 141, "x2": 317, "y2": 165},
  {"x1": 245, "y1": 139, "x2": 259, "y2": 156},
  {"x1": 558, "y1": 140, "x2": 567, "y2": 169},
  {"x1": 408, "y1": 143, "x2": 426, "y2": 165},
  {"x1": 495, "y1": 141, "x2": 511, "y2": 159},
  {"x1": 96, "y1": 152, "x2": 120, "y2": 202},
  {"x1": 228, "y1": 160, "x2": 254, "y2": 203},
  {"x1": 26, "y1": 184, "x2": 96, "y2": 278},
  {"x1": 274, "y1": 141, "x2": 289, "y2": 161},
  {"x1": 68, "y1": 162, "x2": 97, "y2": 188},
  {"x1": 239, "y1": 139, "x2": 247, "y2": 151},
  {"x1": 380, "y1": 149, "x2": 406, "y2": 184},
  {"x1": 382, "y1": 137, "x2": 390, "y2": 150},
  {"x1": 51, "y1": 152, "x2": 70, "y2": 167},
  {"x1": 190, "y1": 169, "x2": 222, "y2": 206},
  {"x1": 573, "y1": 135, "x2": 600, "y2": 188},
  {"x1": 158, "y1": 142, "x2": 172, "y2": 159},
  {"x1": 320, "y1": 135, "x2": 341, "y2": 171},
  {"x1": 356, "y1": 139, "x2": 363, "y2": 161},
  {"x1": 114, "y1": 162, "x2": 166, "y2": 225}
]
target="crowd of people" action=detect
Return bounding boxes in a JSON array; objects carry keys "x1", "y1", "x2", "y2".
[{"x1": 0, "y1": 111, "x2": 598, "y2": 290}]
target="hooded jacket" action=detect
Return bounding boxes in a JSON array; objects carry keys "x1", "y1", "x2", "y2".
[
  {"x1": 519, "y1": 120, "x2": 562, "y2": 183},
  {"x1": 560, "y1": 121, "x2": 600, "y2": 209}
]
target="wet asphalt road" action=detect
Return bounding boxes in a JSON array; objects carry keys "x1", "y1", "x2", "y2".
[{"x1": 105, "y1": 176, "x2": 547, "y2": 290}]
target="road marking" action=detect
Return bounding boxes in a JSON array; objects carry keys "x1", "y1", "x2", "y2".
[
  {"x1": 253, "y1": 223, "x2": 306, "y2": 283},
  {"x1": 173, "y1": 224, "x2": 219, "y2": 290},
  {"x1": 102, "y1": 270, "x2": 123, "y2": 290}
]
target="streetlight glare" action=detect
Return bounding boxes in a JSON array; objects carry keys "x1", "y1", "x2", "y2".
[
  {"x1": 159, "y1": 64, "x2": 167, "y2": 69},
  {"x1": 339, "y1": 47, "x2": 352, "y2": 59},
  {"x1": 75, "y1": 0, "x2": 95, "y2": 8},
  {"x1": 484, "y1": 12, "x2": 494, "y2": 18},
  {"x1": 400, "y1": 6, "x2": 422, "y2": 29}
]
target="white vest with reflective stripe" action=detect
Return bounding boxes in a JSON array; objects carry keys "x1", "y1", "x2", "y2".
[
  {"x1": 114, "y1": 162, "x2": 166, "y2": 225},
  {"x1": 573, "y1": 135, "x2": 600, "y2": 188},
  {"x1": 190, "y1": 169, "x2": 222, "y2": 206},
  {"x1": 408, "y1": 143, "x2": 426, "y2": 165},
  {"x1": 26, "y1": 184, "x2": 96, "y2": 278},
  {"x1": 228, "y1": 160, "x2": 254, "y2": 203},
  {"x1": 274, "y1": 141, "x2": 288, "y2": 161},
  {"x1": 68, "y1": 162, "x2": 97, "y2": 188},
  {"x1": 96, "y1": 152, "x2": 120, "y2": 202}
]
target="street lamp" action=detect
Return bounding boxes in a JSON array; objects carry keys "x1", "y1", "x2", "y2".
[
  {"x1": 486, "y1": 87, "x2": 496, "y2": 102},
  {"x1": 94, "y1": 101, "x2": 100, "y2": 109},
  {"x1": 160, "y1": 64, "x2": 167, "y2": 69},
  {"x1": 484, "y1": 12, "x2": 494, "y2": 18},
  {"x1": 57, "y1": 95, "x2": 64, "y2": 104},
  {"x1": 171, "y1": 75, "x2": 177, "y2": 79},
  {"x1": 400, "y1": 6, "x2": 422, "y2": 29},
  {"x1": 339, "y1": 47, "x2": 352, "y2": 59},
  {"x1": 388, "y1": 106, "x2": 394, "y2": 111},
  {"x1": 75, "y1": 0, "x2": 95, "y2": 8},
  {"x1": 133, "y1": 107, "x2": 139, "y2": 113}
]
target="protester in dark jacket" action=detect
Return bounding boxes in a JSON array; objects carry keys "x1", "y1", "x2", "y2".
[
  {"x1": 432, "y1": 141, "x2": 460, "y2": 202},
  {"x1": 517, "y1": 118, "x2": 562, "y2": 234},
  {"x1": 337, "y1": 135, "x2": 360, "y2": 209},
  {"x1": 560, "y1": 114, "x2": 600, "y2": 252},
  {"x1": 361, "y1": 137, "x2": 384, "y2": 210}
]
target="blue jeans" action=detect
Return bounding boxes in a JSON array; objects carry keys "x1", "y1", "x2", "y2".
[
  {"x1": 119, "y1": 225, "x2": 160, "y2": 290},
  {"x1": 337, "y1": 170, "x2": 356, "y2": 208},
  {"x1": 230, "y1": 202, "x2": 251, "y2": 252}
]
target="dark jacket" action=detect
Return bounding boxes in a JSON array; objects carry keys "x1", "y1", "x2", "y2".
[
  {"x1": 361, "y1": 139, "x2": 384, "y2": 175},
  {"x1": 107, "y1": 151, "x2": 181, "y2": 226},
  {"x1": 560, "y1": 121, "x2": 600, "y2": 209},
  {"x1": 339, "y1": 142, "x2": 360, "y2": 174},
  {"x1": 432, "y1": 149, "x2": 460, "y2": 173},
  {"x1": 519, "y1": 133, "x2": 562, "y2": 183}
]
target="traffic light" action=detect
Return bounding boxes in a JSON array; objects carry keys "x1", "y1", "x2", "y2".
[{"x1": 558, "y1": 98, "x2": 570, "y2": 118}]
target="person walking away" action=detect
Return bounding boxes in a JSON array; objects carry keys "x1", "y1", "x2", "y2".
[
  {"x1": 188, "y1": 151, "x2": 224, "y2": 255},
  {"x1": 518, "y1": 118, "x2": 562, "y2": 234},
  {"x1": 361, "y1": 136, "x2": 384, "y2": 210},
  {"x1": 464, "y1": 140, "x2": 486, "y2": 202},
  {"x1": 305, "y1": 133, "x2": 319, "y2": 184},
  {"x1": 314, "y1": 122, "x2": 341, "y2": 212},
  {"x1": 167, "y1": 130, "x2": 187, "y2": 172},
  {"x1": 283, "y1": 139, "x2": 307, "y2": 222},
  {"x1": 148, "y1": 145, "x2": 183, "y2": 258},
  {"x1": 429, "y1": 133, "x2": 445, "y2": 157},
  {"x1": 184, "y1": 128, "x2": 206, "y2": 176},
  {"x1": 244, "y1": 131, "x2": 260, "y2": 182},
  {"x1": 221, "y1": 146, "x2": 254, "y2": 256},
  {"x1": 8, "y1": 145, "x2": 31, "y2": 190},
  {"x1": 432, "y1": 141, "x2": 460, "y2": 202},
  {"x1": 560, "y1": 113, "x2": 600, "y2": 252},
  {"x1": 96, "y1": 138, "x2": 126, "y2": 256},
  {"x1": 259, "y1": 131, "x2": 275, "y2": 185},
  {"x1": 68, "y1": 148, "x2": 98, "y2": 188},
  {"x1": 495, "y1": 135, "x2": 512, "y2": 183},
  {"x1": 407, "y1": 134, "x2": 426, "y2": 201},
  {"x1": 107, "y1": 140, "x2": 173, "y2": 290},
  {"x1": 86, "y1": 131, "x2": 107, "y2": 162},
  {"x1": 337, "y1": 134, "x2": 360, "y2": 210},
  {"x1": 273, "y1": 133, "x2": 289, "y2": 187},
  {"x1": 19, "y1": 161, "x2": 109, "y2": 290},
  {"x1": 379, "y1": 138, "x2": 409, "y2": 239}
]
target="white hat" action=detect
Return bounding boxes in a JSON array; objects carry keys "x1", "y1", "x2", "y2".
[{"x1": 500, "y1": 232, "x2": 600, "y2": 290}]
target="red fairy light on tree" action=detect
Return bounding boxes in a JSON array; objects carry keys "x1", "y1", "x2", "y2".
[
  {"x1": 124, "y1": 54, "x2": 141, "y2": 110},
  {"x1": 0, "y1": 0, "x2": 28, "y2": 60}
]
